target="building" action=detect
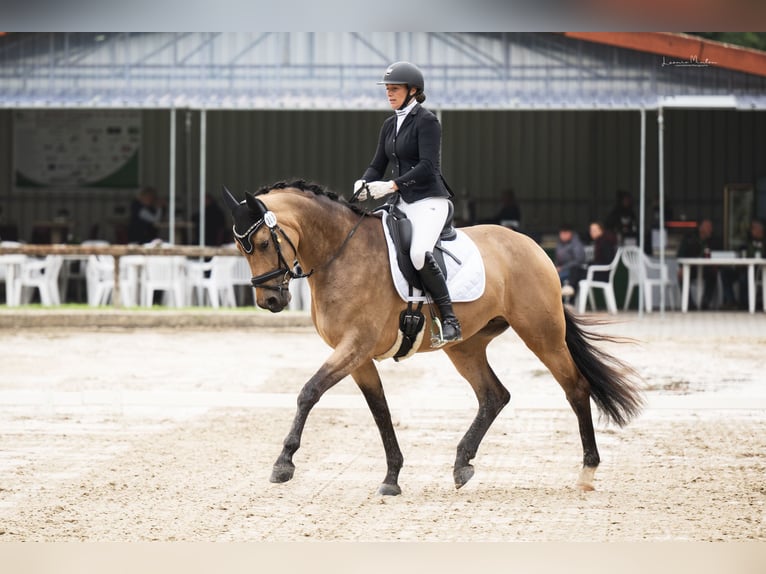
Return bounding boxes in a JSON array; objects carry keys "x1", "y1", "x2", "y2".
[{"x1": 1, "y1": 32, "x2": 765, "y2": 248}]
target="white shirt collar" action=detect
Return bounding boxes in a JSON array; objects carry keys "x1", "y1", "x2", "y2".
[{"x1": 395, "y1": 99, "x2": 418, "y2": 133}]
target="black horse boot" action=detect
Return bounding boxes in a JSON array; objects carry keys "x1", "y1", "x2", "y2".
[{"x1": 417, "y1": 252, "x2": 462, "y2": 344}]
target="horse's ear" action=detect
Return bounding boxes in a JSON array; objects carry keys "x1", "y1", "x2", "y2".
[
  {"x1": 221, "y1": 185, "x2": 240, "y2": 215},
  {"x1": 244, "y1": 191, "x2": 262, "y2": 214}
]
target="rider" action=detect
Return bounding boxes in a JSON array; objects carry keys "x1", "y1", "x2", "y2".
[{"x1": 354, "y1": 61, "x2": 461, "y2": 343}]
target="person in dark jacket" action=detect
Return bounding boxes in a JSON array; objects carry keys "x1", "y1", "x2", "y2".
[
  {"x1": 588, "y1": 220, "x2": 618, "y2": 281},
  {"x1": 128, "y1": 186, "x2": 164, "y2": 244},
  {"x1": 354, "y1": 61, "x2": 460, "y2": 344},
  {"x1": 676, "y1": 218, "x2": 722, "y2": 309},
  {"x1": 555, "y1": 223, "x2": 586, "y2": 288}
]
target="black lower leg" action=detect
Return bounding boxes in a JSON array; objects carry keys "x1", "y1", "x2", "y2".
[{"x1": 417, "y1": 252, "x2": 462, "y2": 342}]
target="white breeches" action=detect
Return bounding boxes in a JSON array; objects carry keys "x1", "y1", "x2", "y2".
[{"x1": 396, "y1": 196, "x2": 450, "y2": 270}]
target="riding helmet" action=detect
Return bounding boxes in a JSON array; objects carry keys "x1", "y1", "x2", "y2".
[{"x1": 377, "y1": 61, "x2": 425, "y2": 92}]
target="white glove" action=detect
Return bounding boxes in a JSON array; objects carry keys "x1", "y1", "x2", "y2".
[
  {"x1": 367, "y1": 180, "x2": 396, "y2": 199},
  {"x1": 353, "y1": 179, "x2": 368, "y2": 201}
]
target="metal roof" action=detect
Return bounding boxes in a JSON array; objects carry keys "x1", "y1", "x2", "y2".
[{"x1": 1, "y1": 32, "x2": 765, "y2": 110}]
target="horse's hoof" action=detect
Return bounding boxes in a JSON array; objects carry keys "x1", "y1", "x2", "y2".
[
  {"x1": 270, "y1": 463, "x2": 295, "y2": 483},
  {"x1": 576, "y1": 466, "x2": 596, "y2": 491},
  {"x1": 453, "y1": 465, "x2": 475, "y2": 489},
  {"x1": 377, "y1": 483, "x2": 402, "y2": 496}
]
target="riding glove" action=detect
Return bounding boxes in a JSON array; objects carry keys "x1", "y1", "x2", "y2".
[
  {"x1": 353, "y1": 179, "x2": 368, "y2": 200},
  {"x1": 366, "y1": 180, "x2": 396, "y2": 199}
]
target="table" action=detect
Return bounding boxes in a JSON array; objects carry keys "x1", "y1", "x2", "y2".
[{"x1": 678, "y1": 257, "x2": 766, "y2": 314}]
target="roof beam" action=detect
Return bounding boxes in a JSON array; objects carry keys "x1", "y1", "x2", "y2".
[{"x1": 563, "y1": 32, "x2": 766, "y2": 78}]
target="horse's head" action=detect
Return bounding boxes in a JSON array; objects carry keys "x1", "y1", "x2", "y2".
[{"x1": 222, "y1": 185, "x2": 299, "y2": 312}]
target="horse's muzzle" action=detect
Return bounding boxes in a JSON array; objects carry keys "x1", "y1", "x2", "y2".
[{"x1": 258, "y1": 290, "x2": 291, "y2": 313}]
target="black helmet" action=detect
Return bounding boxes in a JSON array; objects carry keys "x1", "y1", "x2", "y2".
[{"x1": 377, "y1": 61, "x2": 424, "y2": 92}]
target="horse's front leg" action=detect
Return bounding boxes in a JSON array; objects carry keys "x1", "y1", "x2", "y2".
[
  {"x1": 444, "y1": 337, "x2": 511, "y2": 489},
  {"x1": 351, "y1": 360, "x2": 404, "y2": 496},
  {"x1": 270, "y1": 344, "x2": 363, "y2": 484}
]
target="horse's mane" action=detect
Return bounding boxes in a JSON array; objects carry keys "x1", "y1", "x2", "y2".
[{"x1": 254, "y1": 179, "x2": 367, "y2": 216}]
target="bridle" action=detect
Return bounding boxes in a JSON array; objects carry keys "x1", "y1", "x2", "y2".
[
  {"x1": 233, "y1": 196, "x2": 366, "y2": 295},
  {"x1": 233, "y1": 198, "x2": 312, "y2": 295}
]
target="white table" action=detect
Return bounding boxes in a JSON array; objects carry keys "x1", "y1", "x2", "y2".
[{"x1": 678, "y1": 257, "x2": 766, "y2": 314}]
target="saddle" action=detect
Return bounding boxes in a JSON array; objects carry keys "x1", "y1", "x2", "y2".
[
  {"x1": 373, "y1": 198, "x2": 460, "y2": 362},
  {"x1": 375, "y1": 198, "x2": 459, "y2": 291}
]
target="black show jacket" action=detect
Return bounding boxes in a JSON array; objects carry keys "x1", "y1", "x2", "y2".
[{"x1": 361, "y1": 104, "x2": 452, "y2": 202}]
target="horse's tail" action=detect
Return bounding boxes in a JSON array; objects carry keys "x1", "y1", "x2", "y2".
[{"x1": 564, "y1": 307, "x2": 644, "y2": 427}]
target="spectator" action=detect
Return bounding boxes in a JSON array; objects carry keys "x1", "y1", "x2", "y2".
[
  {"x1": 735, "y1": 219, "x2": 765, "y2": 309},
  {"x1": 605, "y1": 189, "x2": 637, "y2": 243},
  {"x1": 588, "y1": 221, "x2": 618, "y2": 281},
  {"x1": 490, "y1": 188, "x2": 521, "y2": 230},
  {"x1": 193, "y1": 193, "x2": 227, "y2": 246},
  {"x1": 128, "y1": 186, "x2": 165, "y2": 244},
  {"x1": 676, "y1": 218, "x2": 728, "y2": 310},
  {"x1": 555, "y1": 223, "x2": 586, "y2": 293}
]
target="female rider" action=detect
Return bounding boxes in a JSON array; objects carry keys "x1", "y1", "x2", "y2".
[{"x1": 354, "y1": 61, "x2": 461, "y2": 343}]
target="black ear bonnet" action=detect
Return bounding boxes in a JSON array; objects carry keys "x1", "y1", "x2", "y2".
[{"x1": 222, "y1": 186, "x2": 274, "y2": 254}]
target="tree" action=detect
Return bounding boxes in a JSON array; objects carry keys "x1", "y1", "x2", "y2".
[{"x1": 690, "y1": 33, "x2": 766, "y2": 52}]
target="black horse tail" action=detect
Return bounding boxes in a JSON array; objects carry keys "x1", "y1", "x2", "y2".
[{"x1": 564, "y1": 307, "x2": 644, "y2": 427}]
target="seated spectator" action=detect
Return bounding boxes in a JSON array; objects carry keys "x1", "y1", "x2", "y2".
[
  {"x1": 605, "y1": 189, "x2": 638, "y2": 244},
  {"x1": 490, "y1": 188, "x2": 521, "y2": 230},
  {"x1": 128, "y1": 186, "x2": 165, "y2": 244},
  {"x1": 677, "y1": 218, "x2": 733, "y2": 309},
  {"x1": 555, "y1": 223, "x2": 586, "y2": 296},
  {"x1": 735, "y1": 219, "x2": 765, "y2": 309},
  {"x1": 588, "y1": 221, "x2": 618, "y2": 281}
]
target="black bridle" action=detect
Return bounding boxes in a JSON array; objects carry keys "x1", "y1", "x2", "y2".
[
  {"x1": 233, "y1": 202, "x2": 312, "y2": 294},
  {"x1": 233, "y1": 196, "x2": 366, "y2": 295}
]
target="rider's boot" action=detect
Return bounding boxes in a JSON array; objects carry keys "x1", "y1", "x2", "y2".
[{"x1": 417, "y1": 252, "x2": 462, "y2": 343}]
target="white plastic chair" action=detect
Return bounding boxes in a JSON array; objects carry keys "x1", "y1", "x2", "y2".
[
  {"x1": 0, "y1": 241, "x2": 24, "y2": 306},
  {"x1": 142, "y1": 256, "x2": 187, "y2": 307},
  {"x1": 84, "y1": 254, "x2": 138, "y2": 307},
  {"x1": 187, "y1": 256, "x2": 237, "y2": 308},
  {"x1": 621, "y1": 246, "x2": 677, "y2": 312},
  {"x1": 230, "y1": 252, "x2": 256, "y2": 306},
  {"x1": 577, "y1": 247, "x2": 622, "y2": 314},
  {"x1": 18, "y1": 255, "x2": 64, "y2": 306},
  {"x1": 288, "y1": 277, "x2": 311, "y2": 311},
  {"x1": 63, "y1": 240, "x2": 110, "y2": 303}
]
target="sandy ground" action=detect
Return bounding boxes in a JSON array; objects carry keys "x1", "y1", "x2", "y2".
[{"x1": 0, "y1": 312, "x2": 765, "y2": 542}]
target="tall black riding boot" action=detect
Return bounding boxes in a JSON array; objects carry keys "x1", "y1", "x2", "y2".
[{"x1": 417, "y1": 252, "x2": 462, "y2": 344}]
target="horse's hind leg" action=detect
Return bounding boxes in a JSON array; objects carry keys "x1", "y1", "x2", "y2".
[
  {"x1": 351, "y1": 360, "x2": 404, "y2": 496},
  {"x1": 513, "y1": 321, "x2": 600, "y2": 491},
  {"x1": 444, "y1": 331, "x2": 511, "y2": 489}
]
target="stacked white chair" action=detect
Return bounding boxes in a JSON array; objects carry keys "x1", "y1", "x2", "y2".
[
  {"x1": 187, "y1": 256, "x2": 237, "y2": 308},
  {"x1": 228, "y1": 246, "x2": 257, "y2": 306},
  {"x1": 142, "y1": 255, "x2": 187, "y2": 307},
  {"x1": 0, "y1": 241, "x2": 23, "y2": 306},
  {"x1": 18, "y1": 255, "x2": 64, "y2": 306},
  {"x1": 621, "y1": 246, "x2": 677, "y2": 312}
]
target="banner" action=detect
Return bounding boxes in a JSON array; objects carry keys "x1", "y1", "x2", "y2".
[{"x1": 14, "y1": 110, "x2": 141, "y2": 188}]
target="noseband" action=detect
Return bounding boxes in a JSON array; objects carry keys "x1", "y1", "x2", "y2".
[{"x1": 233, "y1": 201, "x2": 313, "y2": 295}]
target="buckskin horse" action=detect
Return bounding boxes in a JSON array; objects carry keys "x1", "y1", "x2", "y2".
[{"x1": 222, "y1": 180, "x2": 643, "y2": 496}]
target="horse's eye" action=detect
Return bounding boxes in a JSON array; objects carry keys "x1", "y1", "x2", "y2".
[{"x1": 259, "y1": 240, "x2": 269, "y2": 250}]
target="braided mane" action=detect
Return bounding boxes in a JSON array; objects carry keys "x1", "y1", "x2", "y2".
[{"x1": 254, "y1": 179, "x2": 367, "y2": 216}]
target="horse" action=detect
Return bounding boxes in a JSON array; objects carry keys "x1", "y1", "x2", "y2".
[{"x1": 222, "y1": 180, "x2": 643, "y2": 496}]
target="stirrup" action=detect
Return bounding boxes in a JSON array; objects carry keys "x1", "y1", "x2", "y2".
[{"x1": 430, "y1": 316, "x2": 462, "y2": 348}]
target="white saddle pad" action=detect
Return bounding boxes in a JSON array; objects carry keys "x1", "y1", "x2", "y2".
[{"x1": 381, "y1": 212, "x2": 486, "y2": 303}]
